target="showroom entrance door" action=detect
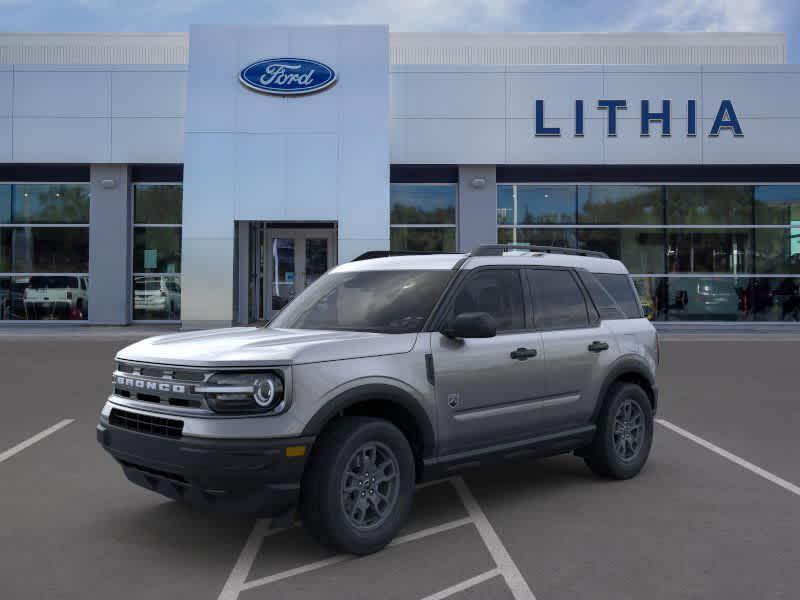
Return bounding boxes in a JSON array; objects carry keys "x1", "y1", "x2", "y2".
[{"x1": 247, "y1": 224, "x2": 337, "y2": 322}]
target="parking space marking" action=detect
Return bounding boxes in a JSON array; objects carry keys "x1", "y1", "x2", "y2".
[
  {"x1": 0, "y1": 419, "x2": 74, "y2": 464},
  {"x1": 219, "y1": 478, "x2": 536, "y2": 600},
  {"x1": 419, "y1": 569, "x2": 501, "y2": 600},
  {"x1": 657, "y1": 418, "x2": 800, "y2": 498},
  {"x1": 452, "y1": 477, "x2": 537, "y2": 600},
  {"x1": 218, "y1": 519, "x2": 287, "y2": 600},
  {"x1": 238, "y1": 516, "x2": 474, "y2": 593}
]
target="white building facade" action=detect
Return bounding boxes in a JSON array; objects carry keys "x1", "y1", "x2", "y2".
[{"x1": 1, "y1": 28, "x2": 799, "y2": 326}]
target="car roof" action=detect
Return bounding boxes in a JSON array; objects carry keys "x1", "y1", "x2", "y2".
[{"x1": 335, "y1": 251, "x2": 629, "y2": 275}]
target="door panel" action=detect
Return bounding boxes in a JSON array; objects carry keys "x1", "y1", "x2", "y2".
[
  {"x1": 263, "y1": 228, "x2": 336, "y2": 321},
  {"x1": 433, "y1": 331, "x2": 546, "y2": 454},
  {"x1": 432, "y1": 268, "x2": 548, "y2": 454},
  {"x1": 526, "y1": 268, "x2": 619, "y2": 428},
  {"x1": 538, "y1": 325, "x2": 617, "y2": 428}
]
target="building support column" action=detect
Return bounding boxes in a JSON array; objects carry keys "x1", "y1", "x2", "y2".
[
  {"x1": 457, "y1": 166, "x2": 497, "y2": 253},
  {"x1": 88, "y1": 164, "x2": 130, "y2": 325}
]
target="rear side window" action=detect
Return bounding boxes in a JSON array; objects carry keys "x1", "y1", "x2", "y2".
[
  {"x1": 527, "y1": 269, "x2": 589, "y2": 330},
  {"x1": 595, "y1": 273, "x2": 643, "y2": 318},
  {"x1": 578, "y1": 271, "x2": 626, "y2": 320}
]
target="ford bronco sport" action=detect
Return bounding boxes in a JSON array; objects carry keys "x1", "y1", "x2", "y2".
[{"x1": 97, "y1": 244, "x2": 658, "y2": 555}]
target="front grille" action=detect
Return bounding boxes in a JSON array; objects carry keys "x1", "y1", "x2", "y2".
[{"x1": 109, "y1": 408, "x2": 184, "y2": 439}]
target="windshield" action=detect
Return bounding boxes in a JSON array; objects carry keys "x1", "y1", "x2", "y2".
[{"x1": 269, "y1": 270, "x2": 453, "y2": 333}]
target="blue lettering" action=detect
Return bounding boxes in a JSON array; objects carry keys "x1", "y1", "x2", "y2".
[
  {"x1": 641, "y1": 99, "x2": 671, "y2": 137},
  {"x1": 687, "y1": 100, "x2": 697, "y2": 136},
  {"x1": 535, "y1": 100, "x2": 560, "y2": 136},
  {"x1": 597, "y1": 100, "x2": 627, "y2": 136},
  {"x1": 575, "y1": 100, "x2": 584, "y2": 137},
  {"x1": 709, "y1": 99, "x2": 743, "y2": 136}
]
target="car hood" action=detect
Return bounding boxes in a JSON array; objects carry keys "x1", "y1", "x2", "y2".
[{"x1": 115, "y1": 327, "x2": 418, "y2": 367}]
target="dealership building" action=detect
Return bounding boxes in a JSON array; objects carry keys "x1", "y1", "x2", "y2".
[{"x1": 0, "y1": 27, "x2": 799, "y2": 327}]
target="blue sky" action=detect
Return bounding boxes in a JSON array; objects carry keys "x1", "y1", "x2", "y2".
[{"x1": 1, "y1": 0, "x2": 798, "y2": 62}]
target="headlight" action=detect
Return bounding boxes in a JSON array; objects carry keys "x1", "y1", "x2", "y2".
[{"x1": 196, "y1": 372, "x2": 286, "y2": 414}]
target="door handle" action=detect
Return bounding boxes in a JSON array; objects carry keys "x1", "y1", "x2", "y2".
[
  {"x1": 510, "y1": 347, "x2": 538, "y2": 360},
  {"x1": 588, "y1": 341, "x2": 609, "y2": 352}
]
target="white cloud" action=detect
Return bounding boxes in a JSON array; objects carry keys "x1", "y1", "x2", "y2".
[
  {"x1": 286, "y1": 0, "x2": 524, "y2": 31},
  {"x1": 622, "y1": 0, "x2": 780, "y2": 32}
]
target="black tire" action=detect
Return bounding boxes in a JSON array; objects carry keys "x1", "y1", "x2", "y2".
[
  {"x1": 301, "y1": 417, "x2": 415, "y2": 555},
  {"x1": 584, "y1": 382, "x2": 653, "y2": 479}
]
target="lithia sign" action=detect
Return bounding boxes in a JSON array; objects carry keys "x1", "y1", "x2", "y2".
[{"x1": 535, "y1": 99, "x2": 743, "y2": 138}]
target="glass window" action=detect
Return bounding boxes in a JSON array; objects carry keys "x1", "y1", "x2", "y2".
[
  {"x1": 450, "y1": 269, "x2": 525, "y2": 332},
  {"x1": 0, "y1": 183, "x2": 89, "y2": 321},
  {"x1": 134, "y1": 185, "x2": 182, "y2": 225},
  {"x1": 270, "y1": 270, "x2": 453, "y2": 333},
  {"x1": 1, "y1": 184, "x2": 90, "y2": 224},
  {"x1": 133, "y1": 275, "x2": 181, "y2": 320},
  {"x1": 754, "y1": 185, "x2": 800, "y2": 225},
  {"x1": 665, "y1": 277, "x2": 748, "y2": 321},
  {"x1": 578, "y1": 185, "x2": 663, "y2": 225},
  {"x1": 666, "y1": 229, "x2": 753, "y2": 274},
  {"x1": 391, "y1": 184, "x2": 457, "y2": 252},
  {"x1": 666, "y1": 186, "x2": 753, "y2": 225},
  {"x1": 527, "y1": 269, "x2": 589, "y2": 330},
  {"x1": 390, "y1": 184, "x2": 456, "y2": 225},
  {"x1": 578, "y1": 271, "x2": 627, "y2": 320},
  {"x1": 132, "y1": 184, "x2": 182, "y2": 320},
  {"x1": 1, "y1": 227, "x2": 89, "y2": 273},
  {"x1": 497, "y1": 185, "x2": 575, "y2": 226},
  {"x1": 755, "y1": 229, "x2": 800, "y2": 274},
  {"x1": 391, "y1": 227, "x2": 456, "y2": 252},
  {"x1": 594, "y1": 273, "x2": 642, "y2": 318},
  {"x1": 756, "y1": 277, "x2": 800, "y2": 321},
  {"x1": 497, "y1": 227, "x2": 577, "y2": 248},
  {"x1": 133, "y1": 228, "x2": 181, "y2": 273},
  {"x1": 578, "y1": 229, "x2": 665, "y2": 274}
]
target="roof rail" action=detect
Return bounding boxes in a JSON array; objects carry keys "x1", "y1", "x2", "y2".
[
  {"x1": 470, "y1": 244, "x2": 609, "y2": 258},
  {"x1": 351, "y1": 250, "x2": 461, "y2": 262}
]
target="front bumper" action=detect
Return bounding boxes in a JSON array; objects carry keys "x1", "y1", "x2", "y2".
[{"x1": 97, "y1": 421, "x2": 314, "y2": 516}]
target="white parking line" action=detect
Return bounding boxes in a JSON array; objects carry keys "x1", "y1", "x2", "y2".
[
  {"x1": 451, "y1": 477, "x2": 537, "y2": 600},
  {"x1": 238, "y1": 516, "x2": 473, "y2": 592},
  {"x1": 418, "y1": 569, "x2": 501, "y2": 600},
  {"x1": 218, "y1": 519, "x2": 285, "y2": 600},
  {"x1": 0, "y1": 419, "x2": 74, "y2": 464},
  {"x1": 656, "y1": 418, "x2": 800, "y2": 498}
]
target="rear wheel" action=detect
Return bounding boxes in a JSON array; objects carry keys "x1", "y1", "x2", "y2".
[
  {"x1": 584, "y1": 382, "x2": 653, "y2": 479},
  {"x1": 301, "y1": 417, "x2": 415, "y2": 555}
]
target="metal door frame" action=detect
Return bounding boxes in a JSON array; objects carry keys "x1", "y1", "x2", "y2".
[{"x1": 264, "y1": 227, "x2": 337, "y2": 320}]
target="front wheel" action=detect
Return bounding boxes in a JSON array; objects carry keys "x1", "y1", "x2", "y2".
[
  {"x1": 584, "y1": 382, "x2": 653, "y2": 479},
  {"x1": 301, "y1": 417, "x2": 415, "y2": 555}
]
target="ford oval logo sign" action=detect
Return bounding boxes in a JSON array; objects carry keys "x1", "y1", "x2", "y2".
[{"x1": 239, "y1": 58, "x2": 337, "y2": 96}]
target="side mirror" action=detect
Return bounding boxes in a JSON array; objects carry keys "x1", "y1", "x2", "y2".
[{"x1": 442, "y1": 312, "x2": 497, "y2": 339}]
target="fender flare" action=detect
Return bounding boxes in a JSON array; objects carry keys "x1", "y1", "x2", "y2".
[
  {"x1": 592, "y1": 356, "x2": 657, "y2": 421},
  {"x1": 301, "y1": 383, "x2": 436, "y2": 458}
]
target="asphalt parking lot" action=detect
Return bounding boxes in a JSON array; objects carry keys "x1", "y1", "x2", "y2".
[{"x1": 1, "y1": 328, "x2": 799, "y2": 600}]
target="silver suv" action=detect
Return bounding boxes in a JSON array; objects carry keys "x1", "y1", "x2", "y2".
[{"x1": 97, "y1": 244, "x2": 658, "y2": 555}]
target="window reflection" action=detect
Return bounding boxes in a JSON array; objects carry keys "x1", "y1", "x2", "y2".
[
  {"x1": 132, "y1": 183, "x2": 183, "y2": 321},
  {"x1": 133, "y1": 275, "x2": 180, "y2": 320},
  {"x1": 1, "y1": 184, "x2": 90, "y2": 225},
  {"x1": 0, "y1": 275, "x2": 88, "y2": 321},
  {"x1": 579, "y1": 229, "x2": 664, "y2": 273},
  {"x1": 666, "y1": 229, "x2": 752, "y2": 274},
  {"x1": 391, "y1": 184, "x2": 457, "y2": 252},
  {"x1": 498, "y1": 227, "x2": 577, "y2": 247},
  {"x1": 391, "y1": 227, "x2": 456, "y2": 252},
  {"x1": 578, "y1": 185, "x2": 662, "y2": 225},
  {"x1": 666, "y1": 186, "x2": 752, "y2": 225}
]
